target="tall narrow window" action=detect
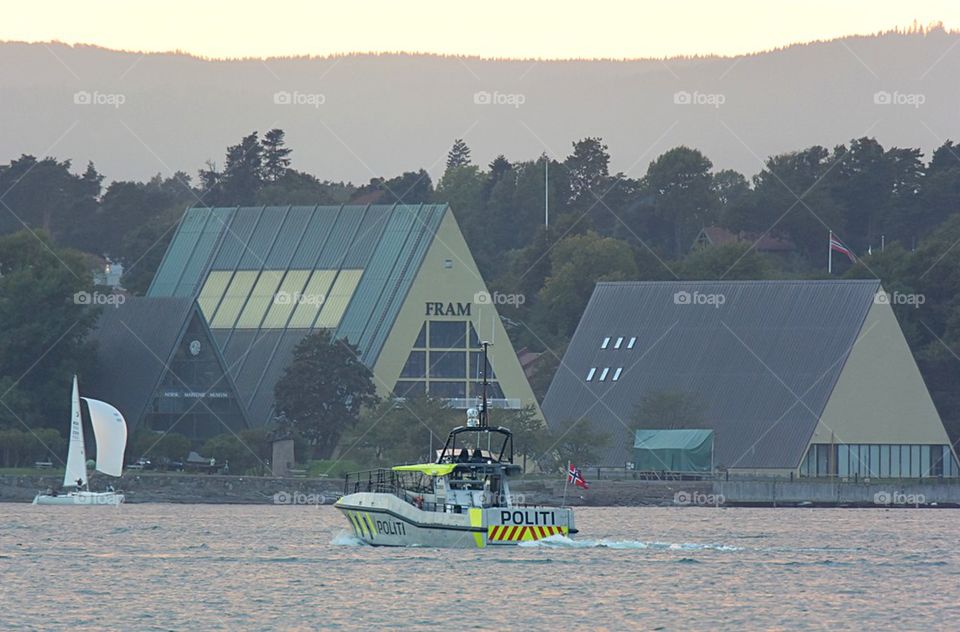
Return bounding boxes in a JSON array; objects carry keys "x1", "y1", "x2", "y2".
[
  {"x1": 585, "y1": 368, "x2": 596, "y2": 382},
  {"x1": 614, "y1": 337, "x2": 624, "y2": 349},
  {"x1": 612, "y1": 368, "x2": 623, "y2": 381},
  {"x1": 627, "y1": 337, "x2": 637, "y2": 349},
  {"x1": 598, "y1": 368, "x2": 609, "y2": 381},
  {"x1": 601, "y1": 337, "x2": 610, "y2": 349}
]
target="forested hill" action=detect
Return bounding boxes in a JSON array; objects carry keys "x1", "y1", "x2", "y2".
[{"x1": 2, "y1": 27, "x2": 959, "y2": 183}]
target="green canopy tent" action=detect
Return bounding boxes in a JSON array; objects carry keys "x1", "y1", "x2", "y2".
[{"x1": 633, "y1": 429, "x2": 714, "y2": 473}]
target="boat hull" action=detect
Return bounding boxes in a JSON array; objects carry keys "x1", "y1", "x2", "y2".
[
  {"x1": 336, "y1": 492, "x2": 575, "y2": 548},
  {"x1": 32, "y1": 491, "x2": 125, "y2": 506}
]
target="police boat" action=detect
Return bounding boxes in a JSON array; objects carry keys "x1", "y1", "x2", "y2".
[{"x1": 335, "y1": 343, "x2": 576, "y2": 548}]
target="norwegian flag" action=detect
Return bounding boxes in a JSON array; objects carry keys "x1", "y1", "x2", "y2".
[
  {"x1": 829, "y1": 233, "x2": 856, "y2": 262},
  {"x1": 567, "y1": 463, "x2": 590, "y2": 489}
]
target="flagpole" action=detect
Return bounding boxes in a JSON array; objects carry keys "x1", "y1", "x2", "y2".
[
  {"x1": 828, "y1": 230, "x2": 833, "y2": 275},
  {"x1": 561, "y1": 461, "x2": 570, "y2": 508}
]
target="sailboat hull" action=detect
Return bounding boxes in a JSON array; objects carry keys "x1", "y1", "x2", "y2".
[{"x1": 32, "y1": 491, "x2": 125, "y2": 506}]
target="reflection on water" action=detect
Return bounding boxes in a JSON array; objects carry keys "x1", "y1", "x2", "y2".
[{"x1": 1, "y1": 505, "x2": 958, "y2": 630}]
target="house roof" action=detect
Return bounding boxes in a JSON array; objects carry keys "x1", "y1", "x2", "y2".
[
  {"x1": 147, "y1": 204, "x2": 449, "y2": 425},
  {"x1": 696, "y1": 226, "x2": 795, "y2": 252},
  {"x1": 541, "y1": 279, "x2": 882, "y2": 469}
]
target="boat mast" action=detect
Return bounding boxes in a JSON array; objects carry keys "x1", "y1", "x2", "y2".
[{"x1": 480, "y1": 341, "x2": 490, "y2": 428}]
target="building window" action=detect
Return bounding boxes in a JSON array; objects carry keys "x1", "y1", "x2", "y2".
[
  {"x1": 614, "y1": 337, "x2": 623, "y2": 349},
  {"x1": 443, "y1": 258, "x2": 453, "y2": 269},
  {"x1": 601, "y1": 337, "x2": 610, "y2": 349},
  {"x1": 429, "y1": 321, "x2": 466, "y2": 348},
  {"x1": 431, "y1": 381, "x2": 466, "y2": 398},
  {"x1": 612, "y1": 368, "x2": 622, "y2": 381},
  {"x1": 430, "y1": 351, "x2": 466, "y2": 379},
  {"x1": 586, "y1": 368, "x2": 596, "y2": 382},
  {"x1": 800, "y1": 443, "x2": 960, "y2": 478},
  {"x1": 627, "y1": 337, "x2": 636, "y2": 349},
  {"x1": 394, "y1": 320, "x2": 503, "y2": 405},
  {"x1": 598, "y1": 368, "x2": 609, "y2": 382},
  {"x1": 400, "y1": 351, "x2": 426, "y2": 379}
]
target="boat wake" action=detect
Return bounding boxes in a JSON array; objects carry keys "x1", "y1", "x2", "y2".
[
  {"x1": 518, "y1": 534, "x2": 741, "y2": 551},
  {"x1": 331, "y1": 531, "x2": 367, "y2": 546}
]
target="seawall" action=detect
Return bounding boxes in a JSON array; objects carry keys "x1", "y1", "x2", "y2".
[{"x1": 3, "y1": 473, "x2": 959, "y2": 507}]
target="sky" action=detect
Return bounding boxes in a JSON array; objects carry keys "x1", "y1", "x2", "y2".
[{"x1": 2, "y1": 0, "x2": 959, "y2": 60}]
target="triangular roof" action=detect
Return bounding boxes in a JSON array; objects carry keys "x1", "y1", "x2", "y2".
[
  {"x1": 84, "y1": 296, "x2": 248, "y2": 432},
  {"x1": 542, "y1": 279, "x2": 882, "y2": 469},
  {"x1": 147, "y1": 204, "x2": 449, "y2": 425}
]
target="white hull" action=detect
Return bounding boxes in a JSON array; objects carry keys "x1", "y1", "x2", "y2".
[
  {"x1": 337, "y1": 492, "x2": 574, "y2": 548},
  {"x1": 32, "y1": 491, "x2": 125, "y2": 506}
]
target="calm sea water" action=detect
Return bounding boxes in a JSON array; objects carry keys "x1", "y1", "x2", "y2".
[{"x1": 1, "y1": 504, "x2": 957, "y2": 630}]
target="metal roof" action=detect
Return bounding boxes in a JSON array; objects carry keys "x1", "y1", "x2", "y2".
[
  {"x1": 541, "y1": 280, "x2": 882, "y2": 469},
  {"x1": 147, "y1": 204, "x2": 449, "y2": 425}
]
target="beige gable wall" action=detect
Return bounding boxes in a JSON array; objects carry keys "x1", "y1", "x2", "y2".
[
  {"x1": 371, "y1": 209, "x2": 543, "y2": 419},
  {"x1": 807, "y1": 296, "x2": 949, "y2": 448}
]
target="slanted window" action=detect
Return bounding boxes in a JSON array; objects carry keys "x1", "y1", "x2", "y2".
[
  {"x1": 601, "y1": 337, "x2": 610, "y2": 349},
  {"x1": 612, "y1": 368, "x2": 623, "y2": 381},
  {"x1": 614, "y1": 337, "x2": 623, "y2": 349},
  {"x1": 586, "y1": 368, "x2": 596, "y2": 381},
  {"x1": 598, "y1": 368, "x2": 609, "y2": 381},
  {"x1": 627, "y1": 337, "x2": 637, "y2": 349}
]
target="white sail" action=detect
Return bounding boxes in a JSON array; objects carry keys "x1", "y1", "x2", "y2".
[
  {"x1": 82, "y1": 397, "x2": 128, "y2": 477},
  {"x1": 63, "y1": 376, "x2": 88, "y2": 489}
]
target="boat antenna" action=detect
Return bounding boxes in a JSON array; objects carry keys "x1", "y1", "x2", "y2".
[{"x1": 480, "y1": 341, "x2": 490, "y2": 428}]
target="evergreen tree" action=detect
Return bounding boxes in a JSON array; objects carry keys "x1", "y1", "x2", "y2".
[
  {"x1": 261, "y1": 128, "x2": 292, "y2": 182},
  {"x1": 445, "y1": 138, "x2": 472, "y2": 172}
]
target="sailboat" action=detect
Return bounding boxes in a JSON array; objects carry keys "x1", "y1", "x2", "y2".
[{"x1": 32, "y1": 376, "x2": 128, "y2": 506}]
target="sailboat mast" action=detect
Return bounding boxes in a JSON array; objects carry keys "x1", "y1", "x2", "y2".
[{"x1": 63, "y1": 375, "x2": 88, "y2": 489}]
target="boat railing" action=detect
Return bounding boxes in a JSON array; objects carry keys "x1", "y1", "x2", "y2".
[{"x1": 343, "y1": 468, "x2": 432, "y2": 498}]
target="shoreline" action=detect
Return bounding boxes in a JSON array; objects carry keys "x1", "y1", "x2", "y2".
[{"x1": 3, "y1": 472, "x2": 960, "y2": 507}]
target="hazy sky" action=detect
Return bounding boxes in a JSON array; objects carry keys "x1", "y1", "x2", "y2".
[{"x1": 3, "y1": 0, "x2": 958, "y2": 59}]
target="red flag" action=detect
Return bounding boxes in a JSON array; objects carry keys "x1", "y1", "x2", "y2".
[{"x1": 567, "y1": 463, "x2": 590, "y2": 489}]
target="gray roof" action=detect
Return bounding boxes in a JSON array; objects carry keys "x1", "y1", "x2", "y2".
[
  {"x1": 83, "y1": 296, "x2": 247, "y2": 432},
  {"x1": 83, "y1": 297, "x2": 194, "y2": 430},
  {"x1": 541, "y1": 280, "x2": 882, "y2": 469}
]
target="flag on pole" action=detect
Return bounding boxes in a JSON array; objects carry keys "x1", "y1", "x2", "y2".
[
  {"x1": 829, "y1": 233, "x2": 856, "y2": 262},
  {"x1": 567, "y1": 463, "x2": 590, "y2": 489}
]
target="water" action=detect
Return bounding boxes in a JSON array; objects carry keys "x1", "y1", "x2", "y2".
[{"x1": 1, "y1": 505, "x2": 957, "y2": 630}]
